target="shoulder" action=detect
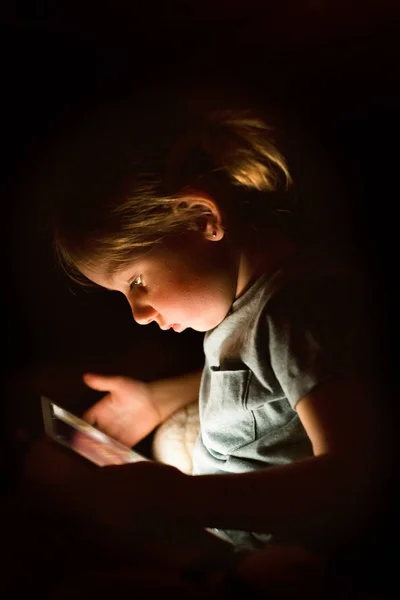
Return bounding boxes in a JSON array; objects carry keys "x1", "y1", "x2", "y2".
[
  {"x1": 251, "y1": 249, "x2": 377, "y2": 406},
  {"x1": 261, "y1": 247, "x2": 371, "y2": 323}
]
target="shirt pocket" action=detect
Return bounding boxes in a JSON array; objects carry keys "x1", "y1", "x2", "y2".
[
  {"x1": 246, "y1": 375, "x2": 298, "y2": 437},
  {"x1": 201, "y1": 368, "x2": 255, "y2": 456}
]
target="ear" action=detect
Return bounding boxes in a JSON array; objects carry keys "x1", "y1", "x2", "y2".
[{"x1": 175, "y1": 189, "x2": 225, "y2": 241}]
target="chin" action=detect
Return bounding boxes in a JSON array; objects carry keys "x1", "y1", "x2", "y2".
[
  {"x1": 196, "y1": 318, "x2": 225, "y2": 333},
  {"x1": 190, "y1": 323, "x2": 210, "y2": 333}
]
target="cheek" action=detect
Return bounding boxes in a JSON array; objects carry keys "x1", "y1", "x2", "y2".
[
  {"x1": 157, "y1": 282, "x2": 204, "y2": 317},
  {"x1": 153, "y1": 266, "x2": 233, "y2": 322},
  {"x1": 184, "y1": 282, "x2": 230, "y2": 319}
]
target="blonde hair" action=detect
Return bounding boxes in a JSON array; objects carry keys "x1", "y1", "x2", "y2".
[
  {"x1": 53, "y1": 99, "x2": 292, "y2": 284},
  {"x1": 171, "y1": 109, "x2": 291, "y2": 192}
]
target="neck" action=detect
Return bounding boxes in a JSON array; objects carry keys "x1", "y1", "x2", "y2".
[{"x1": 235, "y1": 226, "x2": 298, "y2": 299}]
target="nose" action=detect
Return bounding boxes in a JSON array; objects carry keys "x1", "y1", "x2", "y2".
[{"x1": 126, "y1": 296, "x2": 158, "y2": 326}]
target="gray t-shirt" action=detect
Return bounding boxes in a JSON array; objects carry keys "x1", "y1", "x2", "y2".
[{"x1": 192, "y1": 249, "x2": 372, "y2": 549}]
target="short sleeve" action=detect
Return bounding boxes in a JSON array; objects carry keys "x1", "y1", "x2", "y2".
[{"x1": 266, "y1": 272, "x2": 374, "y2": 409}]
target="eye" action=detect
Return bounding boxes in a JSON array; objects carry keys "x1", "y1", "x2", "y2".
[{"x1": 130, "y1": 274, "x2": 144, "y2": 289}]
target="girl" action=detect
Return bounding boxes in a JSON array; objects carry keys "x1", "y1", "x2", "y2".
[{"x1": 43, "y1": 80, "x2": 387, "y2": 561}]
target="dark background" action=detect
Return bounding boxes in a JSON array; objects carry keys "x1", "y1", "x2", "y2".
[
  {"x1": 1, "y1": 0, "x2": 399, "y2": 545},
  {"x1": 0, "y1": 3, "x2": 399, "y2": 597}
]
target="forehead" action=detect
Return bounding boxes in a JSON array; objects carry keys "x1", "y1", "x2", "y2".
[
  {"x1": 79, "y1": 247, "x2": 157, "y2": 290},
  {"x1": 79, "y1": 259, "x2": 134, "y2": 291},
  {"x1": 79, "y1": 234, "x2": 198, "y2": 290}
]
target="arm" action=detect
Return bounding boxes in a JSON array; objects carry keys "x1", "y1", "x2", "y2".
[
  {"x1": 24, "y1": 374, "x2": 389, "y2": 561},
  {"x1": 181, "y1": 375, "x2": 389, "y2": 548},
  {"x1": 149, "y1": 368, "x2": 203, "y2": 422}
]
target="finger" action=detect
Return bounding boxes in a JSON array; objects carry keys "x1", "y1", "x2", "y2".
[{"x1": 83, "y1": 373, "x2": 124, "y2": 392}]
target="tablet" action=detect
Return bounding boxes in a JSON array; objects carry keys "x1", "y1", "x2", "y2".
[
  {"x1": 41, "y1": 395, "x2": 234, "y2": 549},
  {"x1": 41, "y1": 395, "x2": 148, "y2": 467}
]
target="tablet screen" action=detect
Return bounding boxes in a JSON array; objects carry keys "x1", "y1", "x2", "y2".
[{"x1": 41, "y1": 396, "x2": 148, "y2": 467}]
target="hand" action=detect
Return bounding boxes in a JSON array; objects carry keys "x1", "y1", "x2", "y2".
[
  {"x1": 30, "y1": 457, "x2": 201, "y2": 564},
  {"x1": 72, "y1": 461, "x2": 188, "y2": 535},
  {"x1": 23, "y1": 436, "x2": 94, "y2": 486},
  {"x1": 82, "y1": 373, "x2": 162, "y2": 447},
  {"x1": 23, "y1": 438, "x2": 187, "y2": 534},
  {"x1": 21, "y1": 440, "x2": 201, "y2": 568}
]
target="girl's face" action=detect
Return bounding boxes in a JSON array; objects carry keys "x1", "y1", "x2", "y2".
[{"x1": 81, "y1": 232, "x2": 240, "y2": 333}]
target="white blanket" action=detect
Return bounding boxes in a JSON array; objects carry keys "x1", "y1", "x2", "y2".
[{"x1": 152, "y1": 401, "x2": 200, "y2": 475}]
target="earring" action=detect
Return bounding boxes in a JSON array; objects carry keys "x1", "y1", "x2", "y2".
[{"x1": 212, "y1": 231, "x2": 217, "y2": 238}]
